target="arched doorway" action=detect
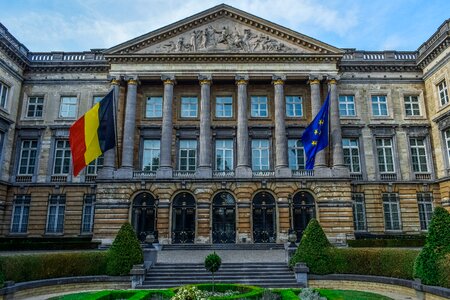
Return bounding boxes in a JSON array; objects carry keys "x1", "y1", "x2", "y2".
[
  {"x1": 252, "y1": 191, "x2": 276, "y2": 243},
  {"x1": 212, "y1": 192, "x2": 236, "y2": 243},
  {"x1": 292, "y1": 191, "x2": 316, "y2": 242},
  {"x1": 131, "y1": 192, "x2": 157, "y2": 242},
  {"x1": 172, "y1": 192, "x2": 196, "y2": 244}
]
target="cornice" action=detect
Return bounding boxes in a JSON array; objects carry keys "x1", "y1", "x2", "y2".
[
  {"x1": 26, "y1": 64, "x2": 109, "y2": 73},
  {"x1": 0, "y1": 37, "x2": 28, "y2": 69},
  {"x1": 417, "y1": 19, "x2": 450, "y2": 69}
]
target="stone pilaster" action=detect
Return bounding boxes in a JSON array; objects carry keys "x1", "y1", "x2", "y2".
[
  {"x1": 116, "y1": 76, "x2": 138, "y2": 179},
  {"x1": 196, "y1": 74, "x2": 213, "y2": 178},
  {"x1": 157, "y1": 75, "x2": 175, "y2": 179},
  {"x1": 235, "y1": 75, "x2": 252, "y2": 178},
  {"x1": 273, "y1": 75, "x2": 292, "y2": 178},
  {"x1": 309, "y1": 76, "x2": 326, "y2": 169},
  {"x1": 329, "y1": 77, "x2": 346, "y2": 171}
]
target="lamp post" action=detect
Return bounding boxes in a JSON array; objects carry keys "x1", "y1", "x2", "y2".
[{"x1": 287, "y1": 194, "x2": 297, "y2": 247}]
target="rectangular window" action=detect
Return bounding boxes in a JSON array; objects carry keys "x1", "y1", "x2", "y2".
[
  {"x1": 343, "y1": 138, "x2": 361, "y2": 173},
  {"x1": 404, "y1": 95, "x2": 421, "y2": 116},
  {"x1": 146, "y1": 96, "x2": 163, "y2": 118},
  {"x1": 81, "y1": 194, "x2": 96, "y2": 234},
  {"x1": 10, "y1": 195, "x2": 31, "y2": 234},
  {"x1": 86, "y1": 156, "x2": 103, "y2": 175},
  {"x1": 376, "y1": 138, "x2": 395, "y2": 173},
  {"x1": 288, "y1": 139, "x2": 305, "y2": 170},
  {"x1": 352, "y1": 193, "x2": 366, "y2": 231},
  {"x1": 215, "y1": 139, "x2": 233, "y2": 171},
  {"x1": 181, "y1": 97, "x2": 198, "y2": 118},
  {"x1": 46, "y1": 194, "x2": 66, "y2": 234},
  {"x1": 53, "y1": 140, "x2": 71, "y2": 175},
  {"x1": 59, "y1": 96, "x2": 78, "y2": 118},
  {"x1": 251, "y1": 96, "x2": 268, "y2": 117},
  {"x1": 216, "y1": 96, "x2": 233, "y2": 118},
  {"x1": 371, "y1": 95, "x2": 388, "y2": 116},
  {"x1": 18, "y1": 140, "x2": 38, "y2": 175},
  {"x1": 252, "y1": 139, "x2": 270, "y2": 171},
  {"x1": 382, "y1": 193, "x2": 401, "y2": 231},
  {"x1": 27, "y1": 96, "x2": 44, "y2": 118},
  {"x1": 93, "y1": 96, "x2": 103, "y2": 106},
  {"x1": 445, "y1": 129, "x2": 450, "y2": 165},
  {"x1": 410, "y1": 138, "x2": 429, "y2": 173},
  {"x1": 438, "y1": 80, "x2": 449, "y2": 106},
  {"x1": 339, "y1": 95, "x2": 356, "y2": 116},
  {"x1": 417, "y1": 193, "x2": 433, "y2": 231},
  {"x1": 0, "y1": 81, "x2": 9, "y2": 109},
  {"x1": 142, "y1": 139, "x2": 160, "y2": 171},
  {"x1": 179, "y1": 140, "x2": 197, "y2": 171},
  {"x1": 286, "y1": 96, "x2": 303, "y2": 117}
]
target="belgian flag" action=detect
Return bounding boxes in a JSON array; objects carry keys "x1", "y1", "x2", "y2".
[{"x1": 69, "y1": 90, "x2": 116, "y2": 176}]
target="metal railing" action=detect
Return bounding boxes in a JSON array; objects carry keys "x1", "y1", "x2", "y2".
[
  {"x1": 133, "y1": 170, "x2": 157, "y2": 179},
  {"x1": 292, "y1": 170, "x2": 314, "y2": 177},
  {"x1": 213, "y1": 170, "x2": 235, "y2": 178},
  {"x1": 252, "y1": 170, "x2": 275, "y2": 177}
]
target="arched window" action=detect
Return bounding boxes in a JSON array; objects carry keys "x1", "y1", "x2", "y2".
[
  {"x1": 172, "y1": 193, "x2": 196, "y2": 244},
  {"x1": 252, "y1": 191, "x2": 276, "y2": 243},
  {"x1": 132, "y1": 192, "x2": 157, "y2": 242},
  {"x1": 212, "y1": 192, "x2": 236, "y2": 243}
]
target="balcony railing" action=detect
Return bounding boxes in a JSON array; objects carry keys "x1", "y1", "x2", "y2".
[
  {"x1": 50, "y1": 175, "x2": 68, "y2": 183},
  {"x1": 173, "y1": 171, "x2": 196, "y2": 178},
  {"x1": 380, "y1": 173, "x2": 397, "y2": 181},
  {"x1": 350, "y1": 173, "x2": 363, "y2": 181},
  {"x1": 292, "y1": 170, "x2": 314, "y2": 177},
  {"x1": 213, "y1": 170, "x2": 235, "y2": 178},
  {"x1": 15, "y1": 175, "x2": 32, "y2": 183},
  {"x1": 415, "y1": 173, "x2": 432, "y2": 180},
  {"x1": 133, "y1": 170, "x2": 156, "y2": 179},
  {"x1": 252, "y1": 170, "x2": 275, "y2": 177},
  {"x1": 84, "y1": 175, "x2": 97, "y2": 183}
]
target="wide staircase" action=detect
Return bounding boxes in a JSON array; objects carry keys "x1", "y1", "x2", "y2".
[{"x1": 139, "y1": 262, "x2": 298, "y2": 288}]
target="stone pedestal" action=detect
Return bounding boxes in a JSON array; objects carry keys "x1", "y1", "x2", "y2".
[
  {"x1": 294, "y1": 263, "x2": 310, "y2": 287},
  {"x1": 143, "y1": 247, "x2": 158, "y2": 270},
  {"x1": 285, "y1": 244, "x2": 297, "y2": 265},
  {"x1": 130, "y1": 264, "x2": 146, "y2": 289}
]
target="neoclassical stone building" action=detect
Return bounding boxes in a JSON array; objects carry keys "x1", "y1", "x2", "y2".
[{"x1": 0, "y1": 5, "x2": 449, "y2": 246}]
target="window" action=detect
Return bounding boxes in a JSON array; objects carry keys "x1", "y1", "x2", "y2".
[
  {"x1": 343, "y1": 138, "x2": 361, "y2": 173},
  {"x1": 251, "y1": 96, "x2": 268, "y2": 117},
  {"x1": 86, "y1": 156, "x2": 103, "y2": 175},
  {"x1": 445, "y1": 129, "x2": 450, "y2": 165},
  {"x1": 46, "y1": 194, "x2": 66, "y2": 233},
  {"x1": 382, "y1": 193, "x2": 401, "y2": 231},
  {"x1": 376, "y1": 138, "x2": 395, "y2": 173},
  {"x1": 93, "y1": 96, "x2": 103, "y2": 106},
  {"x1": 438, "y1": 80, "x2": 449, "y2": 106},
  {"x1": 142, "y1": 140, "x2": 160, "y2": 171},
  {"x1": 339, "y1": 95, "x2": 356, "y2": 116},
  {"x1": 0, "y1": 81, "x2": 9, "y2": 109},
  {"x1": 410, "y1": 138, "x2": 429, "y2": 173},
  {"x1": 53, "y1": 140, "x2": 71, "y2": 175},
  {"x1": 252, "y1": 139, "x2": 270, "y2": 171},
  {"x1": 216, "y1": 97, "x2": 233, "y2": 118},
  {"x1": 215, "y1": 139, "x2": 233, "y2": 171},
  {"x1": 27, "y1": 97, "x2": 44, "y2": 117},
  {"x1": 352, "y1": 193, "x2": 366, "y2": 231},
  {"x1": 286, "y1": 96, "x2": 303, "y2": 117},
  {"x1": 181, "y1": 97, "x2": 198, "y2": 118},
  {"x1": 18, "y1": 140, "x2": 38, "y2": 175},
  {"x1": 59, "y1": 96, "x2": 77, "y2": 118},
  {"x1": 10, "y1": 195, "x2": 30, "y2": 234},
  {"x1": 404, "y1": 96, "x2": 421, "y2": 116},
  {"x1": 179, "y1": 140, "x2": 197, "y2": 171},
  {"x1": 371, "y1": 95, "x2": 388, "y2": 116},
  {"x1": 288, "y1": 139, "x2": 305, "y2": 170},
  {"x1": 417, "y1": 193, "x2": 433, "y2": 231},
  {"x1": 146, "y1": 96, "x2": 163, "y2": 118},
  {"x1": 81, "y1": 194, "x2": 95, "y2": 234}
]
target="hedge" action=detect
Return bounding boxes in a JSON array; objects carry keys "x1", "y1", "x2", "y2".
[
  {"x1": 438, "y1": 254, "x2": 450, "y2": 288},
  {"x1": 179, "y1": 283, "x2": 264, "y2": 300},
  {"x1": 348, "y1": 238, "x2": 425, "y2": 248},
  {"x1": 0, "y1": 237, "x2": 100, "y2": 251},
  {"x1": 0, "y1": 251, "x2": 107, "y2": 283}
]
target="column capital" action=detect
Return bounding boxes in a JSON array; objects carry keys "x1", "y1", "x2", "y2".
[
  {"x1": 110, "y1": 78, "x2": 121, "y2": 86},
  {"x1": 272, "y1": 74, "x2": 286, "y2": 85},
  {"x1": 124, "y1": 75, "x2": 139, "y2": 85},
  {"x1": 161, "y1": 74, "x2": 176, "y2": 85},
  {"x1": 327, "y1": 75, "x2": 340, "y2": 85},
  {"x1": 235, "y1": 74, "x2": 249, "y2": 85},
  {"x1": 198, "y1": 74, "x2": 212, "y2": 85},
  {"x1": 308, "y1": 74, "x2": 323, "y2": 84}
]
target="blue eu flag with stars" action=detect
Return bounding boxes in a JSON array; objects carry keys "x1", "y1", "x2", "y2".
[{"x1": 302, "y1": 91, "x2": 330, "y2": 169}]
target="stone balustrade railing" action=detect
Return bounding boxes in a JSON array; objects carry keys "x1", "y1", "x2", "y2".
[
  {"x1": 28, "y1": 51, "x2": 105, "y2": 62},
  {"x1": 341, "y1": 49, "x2": 417, "y2": 61}
]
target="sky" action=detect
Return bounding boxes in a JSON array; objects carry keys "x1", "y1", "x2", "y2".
[{"x1": 0, "y1": 0, "x2": 449, "y2": 52}]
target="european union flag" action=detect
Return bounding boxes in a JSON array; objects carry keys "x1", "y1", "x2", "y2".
[{"x1": 302, "y1": 91, "x2": 330, "y2": 169}]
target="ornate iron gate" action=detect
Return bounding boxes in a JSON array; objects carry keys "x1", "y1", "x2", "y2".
[
  {"x1": 172, "y1": 192, "x2": 196, "y2": 243},
  {"x1": 292, "y1": 191, "x2": 316, "y2": 242},
  {"x1": 252, "y1": 192, "x2": 276, "y2": 243},
  {"x1": 212, "y1": 192, "x2": 236, "y2": 243}
]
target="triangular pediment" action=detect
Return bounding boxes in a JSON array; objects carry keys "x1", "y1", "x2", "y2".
[{"x1": 105, "y1": 4, "x2": 343, "y2": 56}]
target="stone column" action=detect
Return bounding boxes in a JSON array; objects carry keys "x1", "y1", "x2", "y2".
[
  {"x1": 309, "y1": 76, "x2": 326, "y2": 168},
  {"x1": 157, "y1": 75, "x2": 175, "y2": 179},
  {"x1": 196, "y1": 74, "x2": 213, "y2": 178},
  {"x1": 273, "y1": 75, "x2": 291, "y2": 178},
  {"x1": 99, "y1": 77, "x2": 120, "y2": 179},
  {"x1": 329, "y1": 78, "x2": 346, "y2": 169},
  {"x1": 235, "y1": 75, "x2": 252, "y2": 178},
  {"x1": 117, "y1": 76, "x2": 138, "y2": 178}
]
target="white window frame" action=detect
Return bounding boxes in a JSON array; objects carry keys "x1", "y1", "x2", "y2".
[
  {"x1": 10, "y1": 195, "x2": 31, "y2": 234},
  {"x1": 215, "y1": 139, "x2": 234, "y2": 171},
  {"x1": 142, "y1": 139, "x2": 160, "y2": 171},
  {"x1": 352, "y1": 193, "x2": 367, "y2": 231},
  {"x1": 376, "y1": 138, "x2": 395, "y2": 173},
  {"x1": 288, "y1": 139, "x2": 305, "y2": 170},
  {"x1": 404, "y1": 95, "x2": 421, "y2": 116},
  {"x1": 343, "y1": 138, "x2": 361, "y2": 173},
  {"x1": 251, "y1": 96, "x2": 268, "y2": 117},
  {"x1": 444, "y1": 129, "x2": 450, "y2": 167},
  {"x1": 339, "y1": 95, "x2": 356, "y2": 117},
  {"x1": 180, "y1": 97, "x2": 198, "y2": 118},
  {"x1": 251, "y1": 139, "x2": 270, "y2": 171},
  {"x1": 59, "y1": 96, "x2": 78, "y2": 118},
  {"x1": 417, "y1": 193, "x2": 433, "y2": 231},
  {"x1": 438, "y1": 80, "x2": 449, "y2": 106},
  {"x1": 178, "y1": 140, "x2": 197, "y2": 171},
  {"x1": 285, "y1": 96, "x2": 303, "y2": 117},
  {"x1": 53, "y1": 140, "x2": 71, "y2": 175},
  {"x1": 215, "y1": 96, "x2": 233, "y2": 118},
  {"x1": 371, "y1": 95, "x2": 388, "y2": 116},
  {"x1": 382, "y1": 193, "x2": 402, "y2": 231},
  {"x1": 410, "y1": 138, "x2": 429, "y2": 173},
  {"x1": 81, "y1": 194, "x2": 96, "y2": 234},
  {"x1": 146, "y1": 96, "x2": 163, "y2": 118},
  {"x1": 18, "y1": 140, "x2": 38, "y2": 175},
  {"x1": 46, "y1": 194, "x2": 66, "y2": 234},
  {"x1": 0, "y1": 81, "x2": 9, "y2": 110},
  {"x1": 86, "y1": 156, "x2": 103, "y2": 175},
  {"x1": 26, "y1": 96, "x2": 44, "y2": 118}
]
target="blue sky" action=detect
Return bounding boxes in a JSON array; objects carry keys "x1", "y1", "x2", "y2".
[{"x1": 0, "y1": 0, "x2": 449, "y2": 52}]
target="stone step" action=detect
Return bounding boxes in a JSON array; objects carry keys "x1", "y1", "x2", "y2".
[{"x1": 161, "y1": 243, "x2": 285, "y2": 251}]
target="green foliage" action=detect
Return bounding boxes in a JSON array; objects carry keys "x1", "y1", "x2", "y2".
[
  {"x1": 106, "y1": 222, "x2": 143, "y2": 276},
  {"x1": 0, "y1": 251, "x2": 107, "y2": 283},
  {"x1": 289, "y1": 219, "x2": 333, "y2": 274},
  {"x1": 194, "y1": 283, "x2": 264, "y2": 300},
  {"x1": 348, "y1": 237, "x2": 425, "y2": 248},
  {"x1": 0, "y1": 237, "x2": 99, "y2": 251},
  {"x1": 414, "y1": 207, "x2": 450, "y2": 285},
  {"x1": 437, "y1": 253, "x2": 450, "y2": 288},
  {"x1": 53, "y1": 290, "x2": 174, "y2": 300},
  {"x1": 318, "y1": 289, "x2": 392, "y2": 300},
  {"x1": 172, "y1": 286, "x2": 207, "y2": 300},
  {"x1": 205, "y1": 252, "x2": 222, "y2": 274}
]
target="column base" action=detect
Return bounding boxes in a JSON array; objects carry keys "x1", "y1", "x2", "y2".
[
  {"x1": 235, "y1": 166, "x2": 252, "y2": 178},
  {"x1": 313, "y1": 167, "x2": 332, "y2": 177},
  {"x1": 156, "y1": 167, "x2": 173, "y2": 179},
  {"x1": 275, "y1": 167, "x2": 292, "y2": 178},
  {"x1": 115, "y1": 167, "x2": 133, "y2": 179},
  {"x1": 195, "y1": 167, "x2": 212, "y2": 178},
  {"x1": 97, "y1": 167, "x2": 115, "y2": 179},
  {"x1": 332, "y1": 166, "x2": 350, "y2": 178}
]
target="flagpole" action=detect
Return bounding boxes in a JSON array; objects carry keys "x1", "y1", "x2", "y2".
[{"x1": 327, "y1": 86, "x2": 331, "y2": 167}]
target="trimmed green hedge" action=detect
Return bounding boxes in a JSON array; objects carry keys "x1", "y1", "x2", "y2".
[
  {"x1": 0, "y1": 251, "x2": 107, "y2": 283},
  {"x1": 438, "y1": 254, "x2": 450, "y2": 288},
  {"x1": 0, "y1": 237, "x2": 100, "y2": 251},
  {"x1": 348, "y1": 238, "x2": 425, "y2": 248},
  {"x1": 52, "y1": 290, "x2": 174, "y2": 300}
]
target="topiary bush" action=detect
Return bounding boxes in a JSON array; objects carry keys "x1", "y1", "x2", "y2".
[
  {"x1": 289, "y1": 219, "x2": 333, "y2": 274},
  {"x1": 438, "y1": 253, "x2": 450, "y2": 288},
  {"x1": 414, "y1": 207, "x2": 450, "y2": 286},
  {"x1": 106, "y1": 222, "x2": 143, "y2": 276},
  {"x1": 205, "y1": 252, "x2": 222, "y2": 291}
]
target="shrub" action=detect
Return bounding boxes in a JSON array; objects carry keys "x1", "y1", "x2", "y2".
[
  {"x1": 414, "y1": 207, "x2": 450, "y2": 285},
  {"x1": 348, "y1": 238, "x2": 425, "y2": 248},
  {"x1": 205, "y1": 251, "x2": 222, "y2": 290},
  {"x1": 299, "y1": 288, "x2": 326, "y2": 300},
  {"x1": 438, "y1": 253, "x2": 450, "y2": 288},
  {"x1": 106, "y1": 222, "x2": 143, "y2": 276},
  {"x1": 172, "y1": 286, "x2": 207, "y2": 300},
  {"x1": 0, "y1": 251, "x2": 107, "y2": 283},
  {"x1": 289, "y1": 219, "x2": 333, "y2": 274},
  {"x1": 193, "y1": 284, "x2": 264, "y2": 300}
]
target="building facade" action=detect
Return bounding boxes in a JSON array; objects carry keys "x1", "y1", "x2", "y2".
[{"x1": 0, "y1": 5, "x2": 449, "y2": 246}]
